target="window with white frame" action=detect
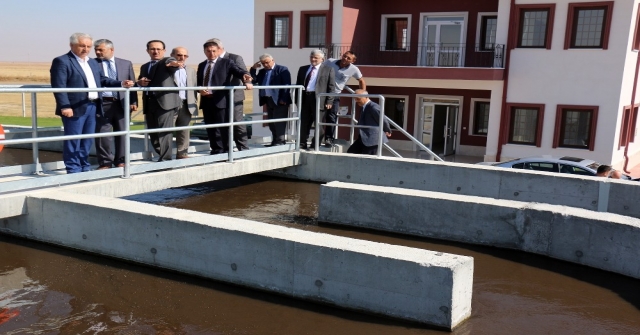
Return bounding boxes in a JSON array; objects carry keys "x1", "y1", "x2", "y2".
[
  {"x1": 381, "y1": 15, "x2": 411, "y2": 51},
  {"x1": 471, "y1": 100, "x2": 490, "y2": 135},
  {"x1": 382, "y1": 96, "x2": 408, "y2": 129},
  {"x1": 477, "y1": 13, "x2": 498, "y2": 51}
]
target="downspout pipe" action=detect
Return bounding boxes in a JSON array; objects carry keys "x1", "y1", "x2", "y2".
[
  {"x1": 496, "y1": 0, "x2": 516, "y2": 162},
  {"x1": 622, "y1": 50, "x2": 640, "y2": 173}
]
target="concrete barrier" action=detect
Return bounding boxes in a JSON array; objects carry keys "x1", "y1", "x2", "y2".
[
  {"x1": 0, "y1": 191, "x2": 474, "y2": 329},
  {"x1": 273, "y1": 152, "x2": 640, "y2": 218},
  {"x1": 318, "y1": 181, "x2": 640, "y2": 279}
]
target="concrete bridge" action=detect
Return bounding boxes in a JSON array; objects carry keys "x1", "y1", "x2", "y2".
[{"x1": 2, "y1": 142, "x2": 640, "y2": 330}]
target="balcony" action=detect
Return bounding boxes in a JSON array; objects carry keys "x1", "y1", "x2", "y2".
[{"x1": 326, "y1": 43, "x2": 505, "y2": 68}]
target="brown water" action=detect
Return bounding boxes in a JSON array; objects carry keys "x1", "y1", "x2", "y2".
[{"x1": 1, "y1": 150, "x2": 640, "y2": 334}]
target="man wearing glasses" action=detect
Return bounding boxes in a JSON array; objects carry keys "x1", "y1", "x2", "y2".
[
  {"x1": 170, "y1": 47, "x2": 197, "y2": 159},
  {"x1": 250, "y1": 54, "x2": 292, "y2": 146}
]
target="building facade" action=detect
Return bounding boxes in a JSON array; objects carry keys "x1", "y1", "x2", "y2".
[{"x1": 253, "y1": 0, "x2": 640, "y2": 167}]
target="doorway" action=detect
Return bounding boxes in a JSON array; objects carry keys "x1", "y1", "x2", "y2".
[
  {"x1": 419, "y1": 15, "x2": 465, "y2": 67},
  {"x1": 419, "y1": 100, "x2": 459, "y2": 156}
]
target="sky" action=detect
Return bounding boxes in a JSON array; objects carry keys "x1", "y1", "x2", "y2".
[{"x1": 0, "y1": 0, "x2": 254, "y2": 64}]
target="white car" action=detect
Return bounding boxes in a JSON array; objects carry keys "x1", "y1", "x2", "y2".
[{"x1": 478, "y1": 156, "x2": 600, "y2": 176}]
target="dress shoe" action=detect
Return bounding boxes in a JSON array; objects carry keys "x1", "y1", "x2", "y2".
[
  {"x1": 97, "y1": 165, "x2": 111, "y2": 170},
  {"x1": 116, "y1": 163, "x2": 125, "y2": 168},
  {"x1": 299, "y1": 143, "x2": 308, "y2": 150},
  {"x1": 324, "y1": 138, "x2": 334, "y2": 147},
  {"x1": 176, "y1": 154, "x2": 189, "y2": 159}
]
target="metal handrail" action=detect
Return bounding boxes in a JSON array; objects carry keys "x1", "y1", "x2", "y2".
[
  {"x1": 318, "y1": 89, "x2": 443, "y2": 161},
  {"x1": 0, "y1": 85, "x2": 304, "y2": 179}
]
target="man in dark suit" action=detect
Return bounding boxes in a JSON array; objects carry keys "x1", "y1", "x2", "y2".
[
  {"x1": 347, "y1": 89, "x2": 391, "y2": 155},
  {"x1": 50, "y1": 32, "x2": 133, "y2": 174},
  {"x1": 170, "y1": 47, "x2": 198, "y2": 159},
  {"x1": 250, "y1": 53, "x2": 292, "y2": 146},
  {"x1": 137, "y1": 40, "x2": 182, "y2": 161},
  {"x1": 93, "y1": 39, "x2": 138, "y2": 169},
  {"x1": 295, "y1": 49, "x2": 335, "y2": 150},
  {"x1": 211, "y1": 38, "x2": 250, "y2": 151},
  {"x1": 196, "y1": 39, "x2": 253, "y2": 154}
]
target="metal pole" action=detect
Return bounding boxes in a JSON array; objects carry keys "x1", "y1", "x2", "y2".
[
  {"x1": 315, "y1": 92, "x2": 320, "y2": 151},
  {"x1": 123, "y1": 89, "x2": 131, "y2": 178},
  {"x1": 228, "y1": 88, "x2": 235, "y2": 163},
  {"x1": 295, "y1": 88, "x2": 302, "y2": 150},
  {"x1": 350, "y1": 97, "x2": 356, "y2": 144},
  {"x1": 21, "y1": 93, "x2": 26, "y2": 117},
  {"x1": 377, "y1": 96, "x2": 385, "y2": 157},
  {"x1": 31, "y1": 93, "x2": 41, "y2": 174}
]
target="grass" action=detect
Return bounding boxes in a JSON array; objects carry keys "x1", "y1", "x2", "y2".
[{"x1": 0, "y1": 115, "x2": 147, "y2": 130}]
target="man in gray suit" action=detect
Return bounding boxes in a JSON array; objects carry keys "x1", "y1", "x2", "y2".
[
  {"x1": 170, "y1": 47, "x2": 198, "y2": 159},
  {"x1": 209, "y1": 38, "x2": 250, "y2": 151},
  {"x1": 295, "y1": 49, "x2": 335, "y2": 150},
  {"x1": 137, "y1": 40, "x2": 182, "y2": 161},
  {"x1": 347, "y1": 89, "x2": 391, "y2": 155},
  {"x1": 93, "y1": 39, "x2": 138, "y2": 169}
]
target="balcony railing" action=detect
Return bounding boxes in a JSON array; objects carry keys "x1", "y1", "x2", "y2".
[{"x1": 325, "y1": 43, "x2": 504, "y2": 68}]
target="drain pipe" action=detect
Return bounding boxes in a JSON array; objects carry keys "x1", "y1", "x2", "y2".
[
  {"x1": 496, "y1": 0, "x2": 516, "y2": 162},
  {"x1": 622, "y1": 49, "x2": 640, "y2": 173}
]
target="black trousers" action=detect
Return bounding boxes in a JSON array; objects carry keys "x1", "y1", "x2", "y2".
[
  {"x1": 232, "y1": 101, "x2": 250, "y2": 151},
  {"x1": 347, "y1": 137, "x2": 378, "y2": 155},
  {"x1": 203, "y1": 105, "x2": 229, "y2": 154},
  {"x1": 95, "y1": 100, "x2": 126, "y2": 166},
  {"x1": 146, "y1": 98, "x2": 176, "y2": 161},
  {"x1": 300, "y1": 92, "x2": 329, "y2": 143},
  {"x1": 264, "y1": 98, "x2": 289, "y2": 144}
]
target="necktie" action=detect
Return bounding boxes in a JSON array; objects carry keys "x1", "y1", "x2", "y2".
[
  {"x1": 203, "y1": 60, "x2": 214, "y2": 87},
  {"x1": 304, "y1": 66, "x2": 315, "y2": 90},
  {"x1": 259, "y1": 69, "x2": 272, "y2": 97},
  {"x1": 106, "y1": 60, "x2": 117, "y2": 98}
]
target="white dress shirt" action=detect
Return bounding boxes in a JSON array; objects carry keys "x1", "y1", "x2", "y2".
[
  {"x1": 101, "y1": 58, "x2": 116, "y2": 98},
  {"x1": 305, "y1": 64, "x2": 320, "y2": 92},
  {"x1": 73, "y1": 53, "x2": 98, "y2": 100}
]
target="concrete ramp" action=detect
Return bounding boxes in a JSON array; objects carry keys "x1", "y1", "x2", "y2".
[
  {"x1": 0, "y1": 191, "x2": 474, "y2": 329},
  {"x1": 318, "y1": 181, "x2": 640, "y2": 279}
]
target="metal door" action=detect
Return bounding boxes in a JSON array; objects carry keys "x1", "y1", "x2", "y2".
[
  {"x1": 419, "y1": 103, "x2": 434, "y2": 150},
  {"x1": 443, "y1": 105, "x2": 459, "y2": 156}
]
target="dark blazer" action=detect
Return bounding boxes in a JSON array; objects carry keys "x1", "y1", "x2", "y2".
[
  {"x1": 295, "y1": 63, "x2": 335, "y2": 106},
  {"x1": 221, "y1": 52, "x2": 247, "y2": 103},
  {"x1": 139, "y1": 57, "x2": 181, "y2": 113},
  {"x1": 96, "y1": 57, "x2": 138, "y2": 110},
  {"x1": 196, "y1": 57, "x2": 249, "y2": 109},
  {"x1": 358, "y1": 100, "x2": 391, "y2": 147},
  {"x1": 50, "y1": 51, "x2": 122, "y2": 117},
  {"x1": 250, "y1": 64, "x2": 292, "y2": 106}
]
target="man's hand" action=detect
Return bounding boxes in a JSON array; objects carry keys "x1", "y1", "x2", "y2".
[
  {"x1": 61, "y1": 108, "x2": 73, "y2": 117},
  {"x1": 200, "y1": 90, "x2": 211, "y2": 96},
  {"x1": 242, "y1": 74, "x2": 252, "y2": 83},
  {"x1": 251, "y1": 61, "x2": 262, "y2": 69},
  {"x1": 325, "y1": 104, "x2": 332, "y2": 110},
  {"x1": 137, "y1": 77, "x2": 150, "y2": 87},
  {"x1": 385, "y1": 132, "x2": 392, "y2": 138},
  {"x1": 130, "y1": 105, "x2": 137, "y2": 112},
  {"x1": 244, "y1": 83, "x2": 253, "y2": 90},
  {"x1": 122, "y1": 80, "x2": 135, "y2": 88},
  {"x1": 167, "y1": 61, "x2": 183, "y2": 68}
]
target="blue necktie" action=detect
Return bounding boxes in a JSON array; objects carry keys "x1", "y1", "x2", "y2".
[
  {"x1": 260, "y1": 69, "x2": 271, "y2": 97},
  {"x1": 106, "y1": 60, "x2": 117, "y2": 98}
]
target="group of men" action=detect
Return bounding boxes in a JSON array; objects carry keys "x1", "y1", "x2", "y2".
[{"x1": 51, "y1": 32, "x2": 391, "y2": 174}]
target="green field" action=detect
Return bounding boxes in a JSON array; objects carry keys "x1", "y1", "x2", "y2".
[{"x1": 0, "y1": 116, "x2": 145, "y2": 130}]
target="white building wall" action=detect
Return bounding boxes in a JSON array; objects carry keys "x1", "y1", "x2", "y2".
[{"x1": 504, "y1": 0, "x2": 639, "y2": 165}]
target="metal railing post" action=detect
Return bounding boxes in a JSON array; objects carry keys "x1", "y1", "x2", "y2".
[
  {"x1": 228, "y1": 88, "x2": 235, "y2": 163},
  {"x1": 350, "y1": 97, "x2": 356, "y2": 144},
  {"x1": 314, "y1": 92, "x2": 321, "y2": 151},
  {"x1": 22, "y1": 93, "x2": 26, "y2": 117},
  {"x1": 295, "y1": 87, "x2": 302, "y2": 150},
  {"x1": 31, "y1": 92, "x2": 41, "y2": 174},
  {"x1": 377, "y1": 96, "x2": 385, "y2": 157},
  {"x1": 123, "y1": 89, "x2": 131, "y2": 178}
]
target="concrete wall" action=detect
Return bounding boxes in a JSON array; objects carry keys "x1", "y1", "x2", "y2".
[
  {"x1": 0, "y1": 191, "x2": 474, "y2": 329},
  {"x1": 271, "y1": 152, "x2": 640, "y2": 218},
  {"x1": 318, "y1": 181, "x2": 640, "y2": 279}
]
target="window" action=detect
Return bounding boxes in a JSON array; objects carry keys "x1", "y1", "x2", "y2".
[
  {"x1": 524, "y1": 162, "x2": 559, "y2": 173},
  {"x1": 619, "y1": 106, "x2": 638, "y2": 148},
  {"x1": 381, "y1": 15, "x2": 411, "y2": 51},
  {"x1": 301, "y1": 11, "x2": 329, "y2": 48},
  {"x1": 383, "y1": 96, "x2": 407, "y2": 129},
  {"x1": 479, "y1": 15, "x2": 497, "y2": 51},
  {"x1": 473, "y1": 101, "x2": 490, "y2": 135},
  {"x1": 506, "y1": 103, "x2": 545, "y2": 146},
  {"x1": 514, "y1": 4, "x2": 556, "y2": 49},
  {"x1": 264, "y1": 12, "x2": 292, "y2": 48},
  {"x1": 564, "y1": 2, "x2": 614, "y2": 49},
  {"x1": 553, "y1": 105, "x2": 598, "y2": 150}
]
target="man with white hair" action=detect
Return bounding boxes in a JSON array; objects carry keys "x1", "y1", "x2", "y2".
[
  {"x1": 295, "y1": 49, "x2": 335, "y2": 150},
  {"x1": 50, "y1": 32, "x2": 134, "y2": 174}
]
